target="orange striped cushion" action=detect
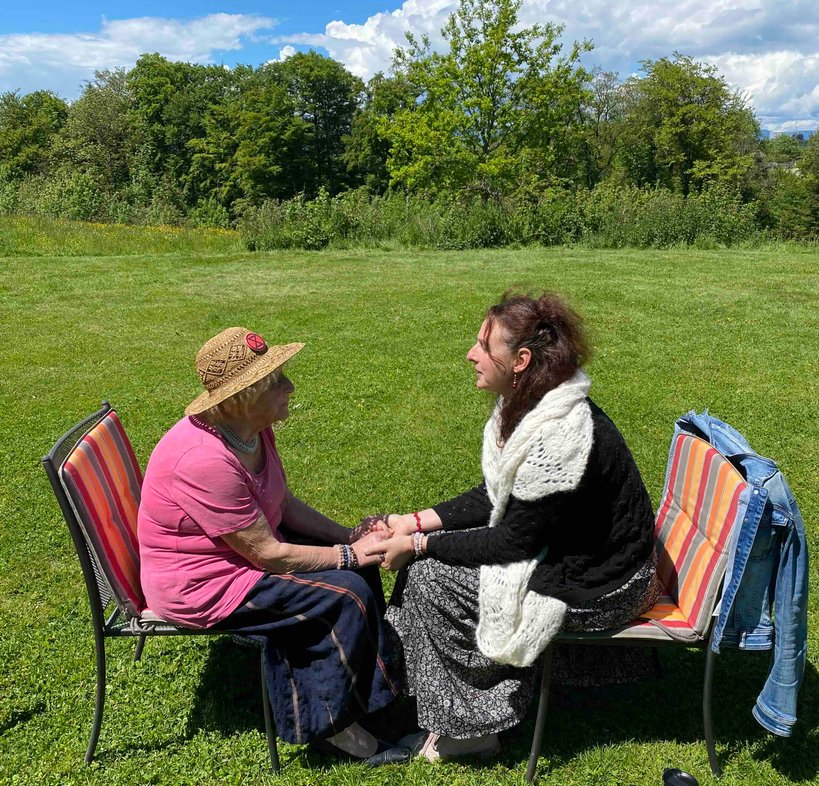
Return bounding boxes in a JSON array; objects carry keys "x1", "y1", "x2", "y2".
[
  {"x1": 653, "y1": 433, "x2": 746, "y2": 638},
  {"x1": 62, "y1": 411, "x2": 145, "y2": 617},
  {"x1": 560, "y1": 594, "x2": 698, "y2": 643}
]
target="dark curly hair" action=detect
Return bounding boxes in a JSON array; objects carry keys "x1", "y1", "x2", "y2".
[{"x1": 484, "y1": 290, "x2": 591, "y2": 444}]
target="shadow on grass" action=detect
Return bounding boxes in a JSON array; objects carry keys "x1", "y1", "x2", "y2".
[
  {"x1": 187, "y1": 638, "x2": 268, "y2": 739},
  {"x1": 91, "y1": 638, "x2": 270, "y2": 762},
  {"x1": 109, "y1": 637, "x2": 817, "y2": 781},
  {"x1": 0, "y1": 700, "x2": 46, "y2": 733},
  {"x1": 509, "y1": 647, "x2": 818, "y2": 782},
  {"x1": 750, "y1": 660, "x2": 819, "y2": 782}
]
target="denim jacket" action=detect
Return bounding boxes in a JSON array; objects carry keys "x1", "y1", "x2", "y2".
[{"x1": 674, "y1": 411, "x2": 809, "y2": 737}]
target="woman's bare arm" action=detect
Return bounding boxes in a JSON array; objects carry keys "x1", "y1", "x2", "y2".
[{"x1": 222, "y1": 514, "x2": 388, "y2": 573}]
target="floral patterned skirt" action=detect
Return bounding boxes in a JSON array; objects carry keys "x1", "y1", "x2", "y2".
[{"x1": 385, "y1": 555, "x2": 660, "y2": 738}]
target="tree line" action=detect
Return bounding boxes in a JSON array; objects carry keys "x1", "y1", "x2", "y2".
[{"x1": 1, "y1": 0, "x2": 817, "y2": 244}]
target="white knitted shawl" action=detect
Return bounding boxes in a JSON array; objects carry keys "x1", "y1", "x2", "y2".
[{"x1": 475, "y1": 370, "x2": 594, "y2": 667}]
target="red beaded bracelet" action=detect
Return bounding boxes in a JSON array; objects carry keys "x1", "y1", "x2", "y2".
[{"x1": 413, "y1": 511, "x2": 422, "y2": 532}]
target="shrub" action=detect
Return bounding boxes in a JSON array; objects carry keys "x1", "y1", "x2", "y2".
[
  {"x1": 188, "y1": 198, "x2": 232, "y2": 229},
  {"x1": 575, "y1": 184, "x2": 758, "y2": 248},
  {"x1": 0, "y1": 173, "x2": 19, "y2": 216},
  {"x1": 760, "y1": 171, "x2": 818, "y2": 241},
  {"x1": 239, "y1": 191, "x2": 332, "y2": 251}
]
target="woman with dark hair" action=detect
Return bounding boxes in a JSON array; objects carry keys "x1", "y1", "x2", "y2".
[{"x1": 366, "y1": 291, "x2": 660, "y2": 760}]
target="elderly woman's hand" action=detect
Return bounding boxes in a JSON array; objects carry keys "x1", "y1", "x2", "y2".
[
  {"x1": 364, "y1": 534, "x2": 415, "y2": 572},
  {"x1": 350, "y1": 530, "x2": 392, "y2": 567}
]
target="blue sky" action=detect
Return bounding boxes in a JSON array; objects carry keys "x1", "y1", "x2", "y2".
[{"x1": 2, "y1": 1, "x2": 818, "y2": 133}]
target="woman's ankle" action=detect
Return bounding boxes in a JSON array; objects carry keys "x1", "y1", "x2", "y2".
[{"x1": 427, "y1": 732, "x2": 501, "y2": 760}]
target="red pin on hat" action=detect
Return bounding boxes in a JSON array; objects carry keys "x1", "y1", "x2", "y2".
[{"x1": 245, "y1": 332, "x2": 267, "y2": 353}]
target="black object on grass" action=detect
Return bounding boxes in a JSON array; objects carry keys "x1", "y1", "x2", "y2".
[{"x1": 662, "y1": 768, "x2": 700, "y2": 786}]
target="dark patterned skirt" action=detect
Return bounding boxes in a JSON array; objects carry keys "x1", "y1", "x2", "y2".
[
  {"x1": 385, "y1": 556, "x2": 660, "y2": 737},
  {"x1": 214, "y1": 565, "x2": 400, "y2": 744}
]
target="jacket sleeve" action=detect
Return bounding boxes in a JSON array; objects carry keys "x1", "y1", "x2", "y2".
[
  {"x1": 426, "y1": 490, "x2": 576, "y2": 566},
  {"x1": 431, "y1": 481, "x2": 493, "y2": 531}
]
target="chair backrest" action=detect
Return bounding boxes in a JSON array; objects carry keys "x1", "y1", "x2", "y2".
[
  {"x1": 654, "y1": 433, "x2": 747, "y2": 638},
  {"x1": 43, "y1": 403, "x2": 146, "y2": 618}
]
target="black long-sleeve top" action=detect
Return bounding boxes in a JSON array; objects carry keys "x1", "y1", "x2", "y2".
[{"x1": 425, "y1": 400, "x2": 655, "y2": 606}]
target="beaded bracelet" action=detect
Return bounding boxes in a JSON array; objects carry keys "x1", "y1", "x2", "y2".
[
  {"x1": 335, "y1": 543, "x2": 358, "y2": 570},
  {"x1": 412, "y1": 531, "x2": 425, "y2": 559},
  {"x1": 413, "y1": 511, "x2": 422, "y2": 532}
]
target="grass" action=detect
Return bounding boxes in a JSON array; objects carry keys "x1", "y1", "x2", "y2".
[
  {"x1": 0, "y1": 215, "x2": 242, "y2": 257},
  {"x1": 1, "y1": 238, "x2": 817, "y2": 786}
]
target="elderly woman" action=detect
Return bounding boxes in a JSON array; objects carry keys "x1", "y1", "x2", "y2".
[
  {"x1": 366, "y1": 292, "x2": 661, "y2": 760},
  {"x1": 138, "y1": 327, "x2": 408, "y2": 766}
]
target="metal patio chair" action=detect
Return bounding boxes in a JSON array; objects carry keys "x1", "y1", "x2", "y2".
[
  {"x1": 526, "y1": 432, "x2": 748, "y2": 782},
  {"x1": 41, "y1": 402, "x2": 279, "y2": 768}
]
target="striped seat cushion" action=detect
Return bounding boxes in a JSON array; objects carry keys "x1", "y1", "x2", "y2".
[
  {"x1": 653, "y1": 433, "x2": 746, "y2": 639},
  {"x1": 559, "y1": 594, "x2": 697, "y2": 643},
  {"x1": 62, "y1": 410, "x2": 145, "y2": 617}
]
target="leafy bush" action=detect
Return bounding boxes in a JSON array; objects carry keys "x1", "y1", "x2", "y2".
[
  {"x1": 143, "y1": 180, "x2": 186, "y2": 226},
  {"x1": 758, "y1": 171, "x2": 818, "y2": 240},
  {"x1": 187, "y1": 197, "x2": 232, "y2": 229},
  {"x1": 0, "y1": 173, "x2": 19, "y2": 215},
  {"x1": 576, "y1": 184, "x2": 758, "y2": 248},
  {"x1": 239, "y1": 191, "x2": 333, "y2": 251},
  {"x1": 45, "y1": 171, "x2": 105, "y2": 221}
]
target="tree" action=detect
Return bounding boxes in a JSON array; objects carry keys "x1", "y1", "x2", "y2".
[
  {"x1": 188, "y1": 69, "x2": 311, "y2": 209},
  {"x1": 800, "y1": 132, "x2": 819, "y2": 180},
  {"x1": 344, "y1": 72, "x2": 419, "y2": 193},
  {"x1": 271, "y1": 52, "x2": 364, "y2": 195},
  {"x1": 383, "y1": 0, "x2": 591, "y2": 197},
  {"x1": 763, "y1": 133, "x2": 804, "y2": 164},
  {"x1": 127, "y1": 54, "x2": 240, "y2": 204},
  {"x1": 0, "y1": 90, "x2": 68, "y2": 179},
  {"x1": 55, "y1": 69, "x2": 134, "y2": 192},
  {"x1": 616, "y1": 54, "x2": 759, "y2": 195},
  {"x1": 575, "y1": 68, "x2": 625, "y2": 188}
]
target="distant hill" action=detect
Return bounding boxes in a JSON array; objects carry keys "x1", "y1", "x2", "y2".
[{"x1": 760, "y1": 128, "x2": 817, "y2": 140}]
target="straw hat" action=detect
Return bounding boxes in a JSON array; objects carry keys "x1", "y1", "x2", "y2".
[{"x1": 185, "y1": 327, "x2": 304, "y2": 416}]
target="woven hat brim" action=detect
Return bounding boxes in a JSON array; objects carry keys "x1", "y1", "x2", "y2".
[{"x1": 185, "y1": 342, "x2": 304, "y2": 416}]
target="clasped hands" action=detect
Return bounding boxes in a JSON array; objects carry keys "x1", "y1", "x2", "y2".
[{"x1": 348, "y1": 513, "x2": 419, "y2": 572}]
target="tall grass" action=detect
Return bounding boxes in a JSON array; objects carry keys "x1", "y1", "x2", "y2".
[
  {"x1": 0, "y1": 215, "x2": 242, "y2": 257},
  {"x1": 238, "y1": 186, "x2": 762, "y2": 251}
]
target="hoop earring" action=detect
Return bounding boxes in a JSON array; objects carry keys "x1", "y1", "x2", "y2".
[{"x1": 512, "y1": 371, "x2": 518, "y2": 390}]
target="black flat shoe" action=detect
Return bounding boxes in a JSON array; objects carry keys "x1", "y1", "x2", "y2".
[
  {"x1": 364, "y1": 739, "x2": 412, "y2": 767},
  {"x1": 662, "y1": 768, "x2": 700, "y2": 786},
  {"x1": 310, "y1": 737, "x2": 411, "y2": 767}
]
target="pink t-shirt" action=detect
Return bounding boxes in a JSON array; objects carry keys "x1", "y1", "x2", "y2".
[{"x1": 138, "y1": 417, "x2": 287, "y2": 628}]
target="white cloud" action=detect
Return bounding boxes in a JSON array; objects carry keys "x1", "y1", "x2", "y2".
[
  {"x1": 707, "y1": 51, "x2": 819, "y2": 132},
  {"x1": 277, "y1": 0, "x2": 451, "y2": 78},
  {"x1": 0, "y1": 14, "x2": 276, "y2": 98},
  {"x1": 278, "y1": 0, "x2": 819, "y2": 131},
  {"x1": 278, "y1": 45, "x2": 298, "y2": 62}
]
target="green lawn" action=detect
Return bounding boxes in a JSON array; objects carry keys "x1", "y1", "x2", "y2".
[{"x1": 1, "y1": 243, "x2": 817, "y2": 785}]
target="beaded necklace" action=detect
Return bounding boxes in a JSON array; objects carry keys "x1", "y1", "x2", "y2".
[
  {"x1": 216, "y1": 423, "x2": 260, "y2": 454},
  {"x1": 190, "y1": 415, "x2": 260, "y2": 454}
]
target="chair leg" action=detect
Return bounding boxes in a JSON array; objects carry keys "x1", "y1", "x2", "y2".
[
  {"x1": 85, "y1": 627, "x2": 107, "y2": 763},
  {"x1": 526, "y1": 645, "x2": 554, "y2": 784},
  {"x1": 133, "y1": 634, "x2": 146, "y2": 662},
  {"x1": 259, "y1": 650, "x2": 280, "y2": 772},
  {"x1": 703, "y1": 643, "x2": 721, "y2": 777}
]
